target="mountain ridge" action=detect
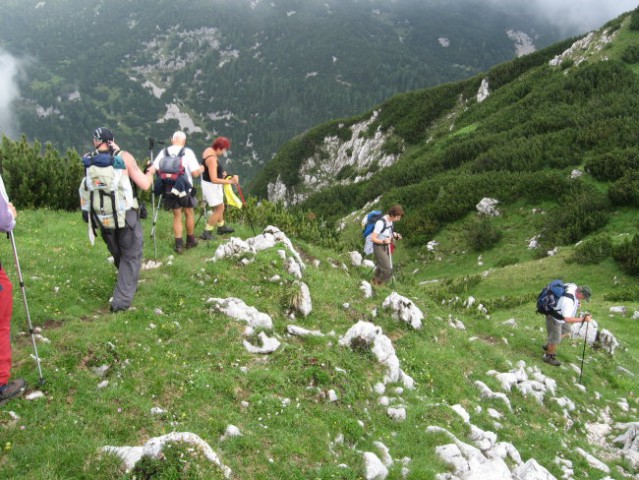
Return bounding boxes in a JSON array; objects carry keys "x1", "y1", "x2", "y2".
[
  {"x1": 250, "y1": 10, "x2": 639, "y2": 260},
  {"x1": 0, "y1": 0, "x2": 595, "y2": 179}
]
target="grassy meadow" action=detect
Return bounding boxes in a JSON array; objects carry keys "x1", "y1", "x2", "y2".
[{"x1": 0, "y1": 205, "x2": 637, "y2": 479}]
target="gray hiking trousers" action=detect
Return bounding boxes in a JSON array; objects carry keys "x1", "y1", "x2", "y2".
[
  {"x1": 100, "y1": 209, "x2": 143, "y2": 310},
  {"x1": 373, "y1": 243, "x2": 393, "y2": 284}
]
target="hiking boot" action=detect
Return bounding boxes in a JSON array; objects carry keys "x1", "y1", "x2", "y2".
[
  {"x1": 200, "y1": 230, "x2": 216, "y2": 241},
  {"x1": 0, "y1": 378, "x2": 27, "y2": 406},
  {"x1": 543, "y1": 354, "x2": 561, "y2": 366},
  {"x1": 217, "y1": 225, "x2": 235, "y2": 235},
  {"x1": 175, "y1": 238, "x2": 184, "y2": 254},
  {"x1": 186, "y1": 235, "x2": 199, "y2": 249},
  {"x1": 110, "y1": 304, "x2": 130, "y2": 313}
]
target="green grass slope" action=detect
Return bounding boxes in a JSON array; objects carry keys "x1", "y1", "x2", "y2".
[{"x1": 0, "y1": 205, "x2": 637, "y2": 479}]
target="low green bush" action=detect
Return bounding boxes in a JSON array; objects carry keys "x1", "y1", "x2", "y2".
[
  {"x1": 609, "y1": 171, "x2": 639, "y2": 207},
  {"x1": 621, "y1": 44, "x2": 639, "y2": 64},
  {"x1": 1, "y1": 135, "x2": 83, "y2": 210},
  {"x1": 586, "y1": 148, "x2": 639, "y2": 181},
  {"x1": 481, "y1": 293, "x2": 534, "y2": 312},
  {"x1": 494, "y1": 256, "x2": 519, "y2": 268},
  {"x1": 612, "y1": 233, "x2": 639, "y2": 275},
  {"x1": 566, "y1": 234, "x2": 613, "y2": 264},
  {"x1": 463, "y1": 216, "x2": 502, "y2": 252},
  {"x1": 604, "y1": 284, "x2": 639, "y2": 301},
  {"x1": 540, "y1": 189, "x2": 611, "y2": 245},
  {"x1": 630, "y1": 7, "x2": 639, "y2": 30}
]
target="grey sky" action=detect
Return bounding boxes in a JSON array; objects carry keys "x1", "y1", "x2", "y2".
[{"x1": 483, "y1": 0, "x2": 637, "y2": 34}]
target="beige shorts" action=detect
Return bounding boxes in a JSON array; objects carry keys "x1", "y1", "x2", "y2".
[
  {"x1": 201, "y1": 180, "x2": 223, "y2": 207},
  {"x1": 546, "y1": 315, "x2": 571, "y2": 345}
]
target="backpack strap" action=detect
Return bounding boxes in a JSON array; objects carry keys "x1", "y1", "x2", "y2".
[{"x1": 378, "y1": 217, "x2": 391, "y2": 235}]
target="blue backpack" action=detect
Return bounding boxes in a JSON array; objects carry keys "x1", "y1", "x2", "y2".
[
  {"x1": 362, "y1": 210, "x2": 386, "y2": 238},
  {"x1": 536, "y1": 279, "x2": 574, "y2": 318}
]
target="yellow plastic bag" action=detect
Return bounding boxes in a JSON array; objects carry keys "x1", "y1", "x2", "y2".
[{"x1": 224, "y1": 183, "x2": 242, "y2": 209}]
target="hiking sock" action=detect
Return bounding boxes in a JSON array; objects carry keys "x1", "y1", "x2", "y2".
[
  {"x1": 205, "y1": 224, "x2": 214, "y2": 232},
  {"x1": 186, "y1": 235, "x2": 198, "y2": 248},
  {"x1": 217, "y1": 220, "x2": 225, "y2": 227}
]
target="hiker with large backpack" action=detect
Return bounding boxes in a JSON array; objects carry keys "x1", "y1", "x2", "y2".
[
  {"x1": 199, "y1": 137, "x2": 239, "y2": 241},
  {"x1": 366, "y1": 205, "x2": 404, "y2": 286},
  {"x1": 79, "y1": 127, "x2": 153, "y2": 312},
  {"x1": 536, "y1": 280, "x2": 592, "y2": 366},
  {"x1": 147, "y1": 131, "x2": 205, "y2": 253},
  {"x1": 0, "y1": 173, "x2": 27, "y2": 405}
]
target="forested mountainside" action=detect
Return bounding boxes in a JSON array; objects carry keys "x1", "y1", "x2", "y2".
[
  {"x1": 0, "y1": 0, "x2": 588, "y2": 179},
  {"x1": 251, "y1": 10, "x2": 639, "y2": 254}
]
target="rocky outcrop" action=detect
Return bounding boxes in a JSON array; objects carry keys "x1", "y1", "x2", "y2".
[{"x1": 267, "y1": 111, "x2": 402, "y2": 205}]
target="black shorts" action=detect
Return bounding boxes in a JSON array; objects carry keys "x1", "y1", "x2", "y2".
[{"x1": 162, "y1": 194, "x2": 198, "y2": 210}]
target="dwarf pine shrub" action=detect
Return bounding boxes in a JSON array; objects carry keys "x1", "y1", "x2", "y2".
[
  {"x1": 621, "y1": 44, "x2": 639, "y2": 64},
  {"x1": 567, "y1": 234, "x2": 613, "y2": 265},
  {"x1": 609, "y1": 171, "x2": 639, "y2": 207},
  {"x1": 630, "y1": 7, "x2": 639, "y2": 30},
  {"x1": 612, "y1": 233, "x2": 639, "y2": 275},
  {"x1": 586, "y1": 148, "x2": 639, "y2": 181},
  {"x1": 540, "y1": 189, "x2": 611, "y2": 245},
  {"x1": 463, "y1": 216, "x2": 502, "y2": 252},
  {"x1": 1, "y1": 135, "x2": 83, "y2": 210}
]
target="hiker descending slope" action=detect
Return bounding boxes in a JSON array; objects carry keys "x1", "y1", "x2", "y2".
[
  {"x1": 200, "y1": 137, "x2": 239, "y2": 241},
  {"x1": 537, "y1": 280, "x2": 592, "y2": 366},
  {"x1": 369, "y1": 205, "x2": 404, "y2": 286},
  {"x1": 0, "y1": 173, "x2": 27, "y2": 406},
  {"x1": 147, "y1": 131, "x2": 205, "y2": 253},
  {"x1": 79, "y1": 127, "x2": 152, "y2": 312}
]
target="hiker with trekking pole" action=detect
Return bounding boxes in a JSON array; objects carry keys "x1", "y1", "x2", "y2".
[
  {"x1": 199, "y1": 137, "x2": 239, "y2": 241},
  {"x1": 146, "y1": 132, "x2": 204, "y2": 254},
  {"x1": 0, "y1": 172, "x2": 30, "y2": 405},
  {"x1": 536, "y1": 280, "x2": 592, "y2": 366},
  {"x1": 369, "y1": 205, "x2": 404, "y2": 286}
]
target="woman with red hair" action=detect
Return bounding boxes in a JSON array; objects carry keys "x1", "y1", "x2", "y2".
[{"x1": 200, "y1": 137, "x2": 239, "y2": 240}]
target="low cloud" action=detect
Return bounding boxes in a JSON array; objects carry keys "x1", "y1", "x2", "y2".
[
  {"x1": 0, "y1": 49, "x2": 22, "y2": 139},
  {"x1": 482, "y1": 0, "x2": 637, "y2": 34}
]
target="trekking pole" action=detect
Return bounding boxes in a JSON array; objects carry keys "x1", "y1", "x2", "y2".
[
  {"x1": 579, "y1": 314, "x2": 590, "y2": 385},
  {"x1": 7, "y1": 231, "x2": 45, "y2": 385},
  {"x1": 236, "y1": 182, "x2": 257, "y2": 235},
  {"x1": 150, "y1": 195, "x2": 162, "y2": 259},
  {"x1": 194, "y1": 199, "x2": 208, "y2": 231},
  {"x1": 147, "y1": 138, "x2": 165, "y2": 224},
  {"x1": 388, "y1": 241, "x2": 395, "y2": 285},
  {"x1": 147, "y1": 138, "x2": 157, "y2": 231}
]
